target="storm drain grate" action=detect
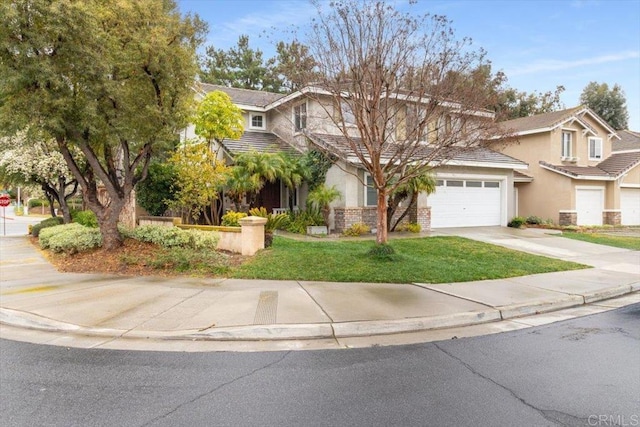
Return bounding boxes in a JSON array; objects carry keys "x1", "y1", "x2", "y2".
[{"x1": 254, "y1": 291, "x2": 278, "y2": 325}]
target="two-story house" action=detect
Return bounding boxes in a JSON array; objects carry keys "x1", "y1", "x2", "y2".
[
  {"x1": 187, "y1": 83, "x2": 528, "y2": 232},
  {"x1": 499, "y1": 107, "x2": 640, "y2": 226}
]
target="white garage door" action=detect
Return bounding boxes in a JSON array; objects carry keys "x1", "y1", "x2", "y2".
[
  {"x1": 428, "y1": 179, "x2": 502, "y2": 228},
  {"x1": 621, "y1": 188, "x2": 640, "y2": 225},
  {"x1": 576, "y1": 188, "x2": 603, "y2": 226}
]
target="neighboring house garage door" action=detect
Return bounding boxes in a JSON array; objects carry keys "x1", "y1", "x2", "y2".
[
  {"x1": 576, "y1": 188, "x2": 604, "y2": 226},
  {"x1": 621, "y1": 188, "x2": 640, "y2": 225},
  {"x1": 428, "y1": 179, "x2": 502, "y2": 228}
]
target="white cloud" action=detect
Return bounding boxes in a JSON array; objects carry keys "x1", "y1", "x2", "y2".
[{"x1": 507, "y1": 51, "x2": 640, "y2": 76}]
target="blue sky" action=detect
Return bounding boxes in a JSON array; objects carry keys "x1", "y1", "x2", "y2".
[{"x1": 178, "y1": 0, "x2": 640, "y2": 130}]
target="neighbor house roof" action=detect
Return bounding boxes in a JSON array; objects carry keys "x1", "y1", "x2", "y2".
[
  {"x1": 500, "y1": 106, "x2": 619, "y2": 138},
  {"x1": 613, "y1": 130, "x2": 640, "y2": 152},
  {"x1": 219, "y1": 131, "x2": 299, "y2": 156},
  {"x1": 306, "y1": 132, "x2": 528, "y2": 170},
  {"x1": 539, "y1": 150, "x2": 640, "y2": 180},
  {"x1": 199, "y1": 83, "x2": 286, "y2": 109}
]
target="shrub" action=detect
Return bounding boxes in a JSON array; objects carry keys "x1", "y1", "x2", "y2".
[
  {"x1": 508, "y1": 216, "x2": 526, "y2": 228},
  {"x1": 28, "y1": 199, "x2": 49, "y2": 208},
  {"x1": 396, "y1": 222, "x2": 421, "y2": 233},
  {"x1": 525, "y1": 215, "x2": 544, "y2": 225},
  {"x1": 132, "y1": 225, "x2": 218, "y2": 249},
  {"x1": 148, "y1": 247, "x2": 230, "y2": 275},
  {"x1": 72, "y1": 210, "x2": 98, "y2": 228},
  {"x1": 248, "y1": 207, "x2": 290, "y2": 232},
  {"x1": 31, "y1": 216, "x2": 64, "y2": 237},
  {"x1": 343, "y1": 222, "x2": 371, "y2": 236},
  {"x1": 39, "y1": 223, "x2": 102, "y2": 254},
  {"x1": 285, "y1": 208, "x2": 324, "y2": 234},
  {"x1": 221, "y1": 210, "x2": 247, "y2": 227}
]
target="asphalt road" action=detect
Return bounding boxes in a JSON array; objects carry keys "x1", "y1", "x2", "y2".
[{"x1": 1, "y1": 304, "x2": 638, "y2": 427}]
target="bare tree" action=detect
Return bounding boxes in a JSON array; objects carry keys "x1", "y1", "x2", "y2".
[{"x1": 301, "y1": 0, "x2": 512, "y2": 245}]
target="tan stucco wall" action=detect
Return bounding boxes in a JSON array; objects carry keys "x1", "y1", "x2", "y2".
[{"x1": 620, "y1": 163, "x2": 640, "y2": 187}]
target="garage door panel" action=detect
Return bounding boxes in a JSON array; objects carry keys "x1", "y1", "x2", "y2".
[
  {"x1": 429, "y1": 180, "x2": 502, "y2": 228},
  {"x1": 576, "y1": 188, "x2": 603, "y2": 226},
  {"x1": 621, "y1": 188, "x2": 640, "y2": 225}
]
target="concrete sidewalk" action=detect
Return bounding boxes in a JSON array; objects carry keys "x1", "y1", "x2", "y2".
[{"x1": 0, "y1": 228, "x2": 638, "y2": 352}]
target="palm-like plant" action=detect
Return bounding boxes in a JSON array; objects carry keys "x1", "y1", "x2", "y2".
[
  {"x1": 307, "y1": 184, "x2": 342, "y2": 228},
  {"x1": 387, "y1": 171, "x2": 436, "y2": 231}
]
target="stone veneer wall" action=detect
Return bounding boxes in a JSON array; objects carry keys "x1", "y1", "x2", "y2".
[
  {"x1": 559, "y1": 211, "x2": 577, "y2": 226},
  {"x1": 334, "y1": 205, "x2": 431, "y2": 233},
  {"x1": 603, "y1": 210, "x2": 621, "y2": 226}
]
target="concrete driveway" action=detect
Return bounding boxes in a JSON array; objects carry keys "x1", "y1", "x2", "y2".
[{"x1": 432, "y1": 226, "x2": 640, "y2": 275}]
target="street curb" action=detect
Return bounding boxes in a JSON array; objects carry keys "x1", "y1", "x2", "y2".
[
  {"x1": 4, "y1": 291, "x2": 637, "y2": 342},
  {"x1": 498, "y1": 295, "x2": 584, "y2": 319},
  {"x1": 331, "y1": 309, "x2": 501, "y2": 337}
]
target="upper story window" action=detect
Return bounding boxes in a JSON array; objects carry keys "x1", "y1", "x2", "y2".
[
  {"x1": 588, "y1": 137, "x2": 603, "y2": 160},
  {"x1": 250, "y1": 113, "x2": 265, "y2": 130},
  {"x1": 561, "y1": 131, "x2": 573, "y2": 157},
  {"x1": 294, "y1": 102, "x2": 307, "y2": 132},
  {"x1": 365, "y1": 173, "x2": 377, "y2": 207},
  {"x1": 336, "y1": 101, "x2": 356, "y2": 125}
]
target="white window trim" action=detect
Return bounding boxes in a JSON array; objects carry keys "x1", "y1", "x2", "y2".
[
  {"x1": 293, "y1": 102, "x2": 307, "y2": 133},
  {"x1": 364, "y1": 173, "x2": 377, "y2": 207},
  {"x1": 249, "y1": 113, "x2": 266, "y2": 130},
  {"x1": 588, "y1": 137, "x2": 603, "y2": 160},
  {"x1": 561, "y1": 131, "x2": 573, "y2": 158}
]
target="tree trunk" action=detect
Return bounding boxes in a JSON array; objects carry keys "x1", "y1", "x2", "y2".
[
  {"x1": 98, "y1": 210, "x2": 123, "y2": 250},
  {"x1": 376, "y1": 190, "x2": 388, "y2": 244}
]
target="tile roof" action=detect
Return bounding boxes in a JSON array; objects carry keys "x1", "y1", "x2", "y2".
[
  {"x1": 539, "y1": 151, "x2": 640, "y2": 179},
  {"x1": 199, "y1": 83, "x2": 286, "y2": 108},
  {"x1": 306, "y1": 132, "x2": 527, "y2": 168},
  {"x1": 219, "y1": 131, "x2": 298, "y2": 156},
  {"x1": 499, "y1": 106, "x2": 618, "y2": 138},
  {"x1": 597, "y1": 151, "x2": 640, "y2": 175},
  {"x1": 613, "y1": 130, "x2": 640, "y2": 152},
  {"x1": 500, "y1": 106, "x2": 585, "y2": 133}
]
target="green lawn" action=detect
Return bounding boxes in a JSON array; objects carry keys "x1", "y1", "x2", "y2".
[
  {"x1": 230, "y1": 236, "x2": 587, "y2": 284},
  {"x1": 559, "y1": 232, "x2": 640, "y2": 250}
]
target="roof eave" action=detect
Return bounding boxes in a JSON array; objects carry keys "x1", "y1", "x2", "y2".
[{"x1": 539, "y1": 163, "x2": 615, "y2": 181}]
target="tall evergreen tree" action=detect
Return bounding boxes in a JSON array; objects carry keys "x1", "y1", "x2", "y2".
[{"x1": 580, "y1": 82, "x2": 629, "y2": 130}]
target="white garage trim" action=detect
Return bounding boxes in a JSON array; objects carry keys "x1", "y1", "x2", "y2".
[
  {"x1": 620, "y1": 188, "x2": 640, "y2": 225},
  {"x1": 428, "y1": 173, "x2": 508, "y2": 228},
  {"x1": 575, "y1": 186, "x2": 604, "y2": 226}
]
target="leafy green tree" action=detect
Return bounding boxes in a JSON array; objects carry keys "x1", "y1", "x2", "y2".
[
  {"x1": 169, "y1": 143, "x2": 229, "y2": 225},
  {"x1": 201, "y1": 35, "x2": 282, "y2": 92},
  {"x1": 271, "y1": 40, "x2": 319, "y2": 93},
  {"x1": 580, "y1": 82, "x2": 629, "y2": 130},
  {"x1": 0, "y1": 0, "x2": 206, "y2": 249},
  {"x1": 200, "y1": 35, "x2": 317, "y2": 94},
  {"x1": 135, "y1": 161, "x2": 178, "y2": 216},
  {"x1": 193, "y1": 90, "x2": 244, "y2": 149}
]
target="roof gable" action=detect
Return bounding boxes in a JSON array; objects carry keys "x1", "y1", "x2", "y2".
[{"x1": 500, "y1": 106, "x2": 619, "y2": 138}]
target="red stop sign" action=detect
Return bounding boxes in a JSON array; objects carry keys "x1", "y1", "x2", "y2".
[{"x1": 0, "y1": 194, "x2": 10, "y2": 207}]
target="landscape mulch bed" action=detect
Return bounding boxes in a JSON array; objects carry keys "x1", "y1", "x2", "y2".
[{"x1": 33, "y1": 237, "x2": 247, "y2": 278}]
